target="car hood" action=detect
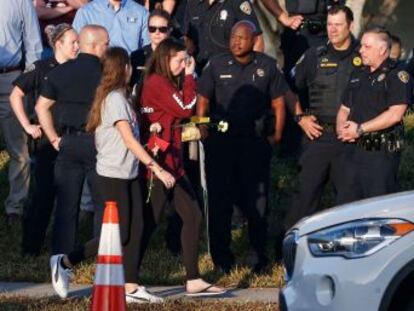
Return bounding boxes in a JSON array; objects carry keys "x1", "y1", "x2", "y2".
[{"x1": 291, "y1": 191, "x2": 414, "y2": 236}]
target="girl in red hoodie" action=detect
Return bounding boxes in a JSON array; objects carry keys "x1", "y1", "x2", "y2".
[{"x1": 140, "y1": 38, "x2": 225, "y2": 296}]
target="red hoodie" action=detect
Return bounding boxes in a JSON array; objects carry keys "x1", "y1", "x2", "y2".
[{"x1": 140, "y1": 74, "x2": 196, "y2": 179}]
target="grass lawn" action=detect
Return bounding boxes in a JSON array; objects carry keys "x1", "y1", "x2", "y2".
[{"x1": 1, "y1": 115, "x2": 414, "y2": 310}]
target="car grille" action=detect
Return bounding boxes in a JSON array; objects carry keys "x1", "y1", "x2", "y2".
[{"x1": 283, "y1": 230, "x2": 298, "y2": 281}]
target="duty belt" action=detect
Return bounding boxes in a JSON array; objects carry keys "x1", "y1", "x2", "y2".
[{"x1": 356, "y1": 131, "x2": 404, "y2": 153}]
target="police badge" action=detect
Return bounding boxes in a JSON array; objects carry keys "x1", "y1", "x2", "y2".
[
  {"x1": 352, "y1": 56, "x2": 362, "y2": 67},
  {"x1": 398, "y1": 71, "x2": 410, "y2": 84},
  {"x1": 240, "y1": 1, "x2": 252, "y2": 15}
]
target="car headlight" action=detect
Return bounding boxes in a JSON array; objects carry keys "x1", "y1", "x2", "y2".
[{"x1": 307, "y1": 219, "x2": 414, "y2": 259}]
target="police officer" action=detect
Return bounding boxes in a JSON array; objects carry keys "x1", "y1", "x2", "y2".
[
  {"x1": 184, "y1": 0, "x2": 264, "y2": 73},
  {"x1": 9, "y1": 24, "x2": 79, "y2": 256},
  {"x1": 36, "y1": 25, "x2": 109, "y2": 254},
  {"x1": 284, "y1": 5, "x2": 360, "y2": 229},
  {"x1": 279, "y1": 0, "x2": 345, "y2": 87},
  {"x1": 337, "y1": 28, "x2": 412, "y2": 199},
  {"x1": 197, "y1": 21, "x2": 288, "y2": 273}
]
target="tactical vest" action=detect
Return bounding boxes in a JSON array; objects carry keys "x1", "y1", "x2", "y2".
[{"x1": 308, "y1": 44, "x2": 360, "y2": 123}]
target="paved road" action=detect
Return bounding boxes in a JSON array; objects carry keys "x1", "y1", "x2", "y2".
[{"x1": 0, "y1": 282, "x2": 279, "y2": 303}]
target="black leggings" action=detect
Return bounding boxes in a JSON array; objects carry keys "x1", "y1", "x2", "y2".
[
  {"x1": 68, "y1": 175, "x2": 143, "y2": 284},
  {"x1": 139, "y1": 176, "x2": 202, "y2": 280}
]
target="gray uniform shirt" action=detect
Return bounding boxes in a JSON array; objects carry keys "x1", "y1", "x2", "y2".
[{"x1": 96, "y1": 90, "x2": 140, "y2": 179}]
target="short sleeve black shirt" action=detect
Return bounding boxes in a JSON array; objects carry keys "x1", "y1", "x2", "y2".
[
  {"x1": 342, "y1": 59, "x2": 413, "y2": 124},
  {"x1": 40, "y1": 53, "x2": 102, "y2": 131},
  {"x1": 13, "y1": 58, "x2": 59, "y2": 115},
  {"x1": 184, "y1": 0, "x2": 262, "y2": 64},
  {"x1": 130, "y1": 44, "x2": 153, "y2": 87},
  {"x1": 198, "y1": 52, "x2": 288, "y2": 135}
]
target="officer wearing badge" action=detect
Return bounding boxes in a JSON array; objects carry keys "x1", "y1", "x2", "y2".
[
  {"x1": 197, "y1": 21, "x2": 288, "y2": 273},
  {"x1": 337, "y1": 28, "x2": 413, "y2": 199},
  {"x1": 284, "y1": 5, "x2": 360, "y2": 229},
  {"x1": 184, "y1": 0, "x2": 264, "y2": 72},
  {"x1": 9, "y1": 24, "x2": 79, "y2": 256}
]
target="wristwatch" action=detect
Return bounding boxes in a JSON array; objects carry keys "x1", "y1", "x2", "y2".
[
  {"x1": 356, "y1": 124, "x2": 365, "y2": 137},
  {"x1": 294, "y1": 114, "x2": 305, "y2": 123}
]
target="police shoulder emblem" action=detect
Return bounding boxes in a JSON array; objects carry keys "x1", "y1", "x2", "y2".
[
  {"x1": 352, "y1": 56, "x2": 362, "y2": 67},
  {"x1": 256, "y1": 68, "x2": 265, "y2": 77},
  {"x1": 377, "y1": 73, "x2": 386, "y2": 82},
  {"x1": 24, "y1": 63, "x2": 36, "y2": 73},
  {"x1": 398, "y1": 71, "x2": 410, "y2": 84},
  {"x1": 240, "y1": 1, "x2": 252, "y2": 15},
  {"x1": 220, "y1": 9, "x2": 228, "y2": 20}
]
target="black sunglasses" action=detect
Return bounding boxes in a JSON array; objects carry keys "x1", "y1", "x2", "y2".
[{"x1": 148, "y1": 26, "x2": 169, "y2": 34}]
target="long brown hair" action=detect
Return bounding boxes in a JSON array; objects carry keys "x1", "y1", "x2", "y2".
[
  {"x1": 86, "y1": 47, "x2": 130, "y2": 133},
  {"x1": 144, "y1": 38, "x2": 186, "y2": 88}
]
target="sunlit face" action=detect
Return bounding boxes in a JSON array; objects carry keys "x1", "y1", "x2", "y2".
[
  {"x1": 95, "y1": 31, "x2": 110, "y2": 59},
  {"x1": 56, "y1": 29, "x2": 79, "y2": 61},
  {"x1": 327, "y1": 12, "x2": 352, "y2": 47},
  {"x1": 148, "y1": 16, "x2": 170, "y2": 48},
  {"x1": 359, "y1": 33, "x2": 387, "y2": 67},
  {"x1": 169, "y1": 50, "x2": 186, "y2": 76},
  {"x1": 229, "y1": 25, "x2": 255, "y2": 57}
]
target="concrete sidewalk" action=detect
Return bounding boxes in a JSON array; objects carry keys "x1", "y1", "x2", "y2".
[{"x1": 0, "y1": 282, "x2": 278, "y2": 303}]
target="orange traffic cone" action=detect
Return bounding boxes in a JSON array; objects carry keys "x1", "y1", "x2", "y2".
[{"x1": 91, "y1": 201, "x2": 127, "y2": 311}]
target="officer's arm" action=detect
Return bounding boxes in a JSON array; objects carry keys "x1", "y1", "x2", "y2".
[
  {"x1": 10, "y1": 86, "x2": 42, "y2": 139},
  {"x1": 336, "y1": 104, "x2": 350, "y2": 137},
  {"x1": 36, "y1": 96, "x2": 60, "y2": 150},
  {"x1": 270, "y1": 96, "x2": 285, "y2": 144},
  {"x1": 359, "y1": 104, "x2": 407, "y2": 134},
  {"x1": 258, "y1": 0, "x2": 303, "y2": 30},
  {"x1": 253, "y1": 35, "x2": 265, "y2": 53}
]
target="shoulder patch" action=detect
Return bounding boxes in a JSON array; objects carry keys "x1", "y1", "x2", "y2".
[
  {"x1": 24, "y1": 64, "x2": 36, "y2": 73},
  {"x1": 352, "y1": 56, "x2": 362, "y2": 67},
  {"x1": 296, "y1": 54, "x2": 305, "y2": 65},
  {"x1": 239, "y1": 1, "x2": 252, "y2": 15},
  {"x1": 398, "y1": 71, "x2": 410, "y2": 84}
]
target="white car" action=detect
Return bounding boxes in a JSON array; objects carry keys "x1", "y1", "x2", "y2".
[{"x1": 280, "y1": 191, "x2": 414, "y2": 311}]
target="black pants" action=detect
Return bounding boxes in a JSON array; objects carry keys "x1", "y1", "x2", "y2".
[
  {"x1": 22, "y1": 138, "x2": 57, "y2": 255},
  {"x1": 342, "y1": 144, "x2": 401, "y2": 200},
  {"x1": 139, "y1": 176, "x2": 202, "y2": 280},
  {"x1": 205, "y1": 135, "x2": 270, "y2": 269},
  {"x1": 68, "y1": 175, "x2": 143, "y2": 284},
  {"x1": 285, "y1": 132, "x2": 358, "y2": 229},
  {"x1": 52, "y1": 133, "x2": 103, "y2": 254}
]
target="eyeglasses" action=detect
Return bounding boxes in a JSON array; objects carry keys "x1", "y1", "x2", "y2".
[{"x1": 148, "y1": 26, "x2": 169, "y2": 34}]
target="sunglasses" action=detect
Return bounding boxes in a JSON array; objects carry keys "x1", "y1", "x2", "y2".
[{"x1": 148, "y1": 26, "x2": 169, "y2": 34}]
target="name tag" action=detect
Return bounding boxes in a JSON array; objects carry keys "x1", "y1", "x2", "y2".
[
  {"x1": 219, "y1": 74, "x2": 232, "y2": 79},
  {"x1": 127, "y1": 17, "x2": 138, "y2": 23},
  {"x1": 320, "y1": 63, "x2": 338, "y2": 68},
  {"x1": 136, "y1": 66, "x2": 145, "y2": 70}
]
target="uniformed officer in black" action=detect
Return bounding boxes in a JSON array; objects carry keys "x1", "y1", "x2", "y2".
[
  {"x1": 198, "y1": 21, "x2": 288, "y2": 273},
  {"x1": 36, "y1": 25, "x2": 109, "y2": 255},
  {"x1": 9, "y1": 24, "x2": 79, "y2": 256},
  {"x1": 184, "y1": 0, "x2": 264, "y2": 73},
  {"x1": 284, "y1": 5, "x2": 360, "y2": 229},
  {"x1": 337, "y1": 28, "x2": 412, "y2": 199}
]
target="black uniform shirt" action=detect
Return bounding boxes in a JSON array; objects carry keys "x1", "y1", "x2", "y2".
[
  {"x1": 13, "y1": 57, "x2": 59, "y2": 116},
  {"x1": 198, "y1": 52, "x2": 288, "y2": 136},
  {"x1": 40, "y1": 53, "x2": 102, "y2": 131},
  {"x1": 130, "y1": 44, "x2": 153, "y2": 87},
  {"x1": 184, "y1": 0, "x2": 262, "y2": 64},
  {"x1": 343, "y1": 58, "x2": 412, "y2": 124}
]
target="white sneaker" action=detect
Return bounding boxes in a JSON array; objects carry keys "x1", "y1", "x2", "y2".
[
  {"x1": 125, "y1": 286, "x2": 164, "y2": 304},
  {"x1": 50, "y1": 254, "x2": 73, "y2": 298}
]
